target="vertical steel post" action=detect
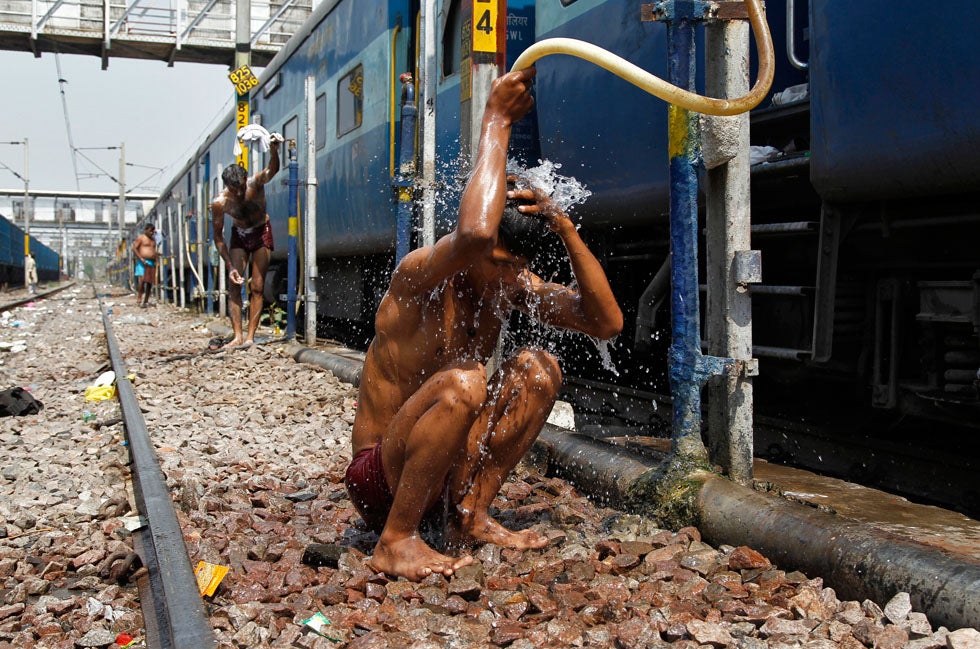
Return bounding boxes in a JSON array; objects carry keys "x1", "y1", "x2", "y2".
[
  {"x1": 118, "y1": 142, "x2": 124, "y2": 255},
  {"x1": 235, "y1": 0, "x2": 251, "y2": 173},
  {"x1": 177, "y1": 202, "x2": 186, "y2": 309},
  {"x1": 167, "y1": 204, "x2": 176, "y2": 305},
  {"x1": 461, "y1": 0, "x2": 506, "y2": 167},
  {"x1": 664, "y1": 2, "x2": 733, "y2": 462},
  {"x1": 286, "y1": 140, "x2": 299, "y2": 339},
  {"x1": 215, "y1": 164, "x2": 226, "y2": 317},
  {"x1": 418, "y1": 0, "x2": 438, "y2": 247},
  {"x1": 304, "y1": 76, "x2": 318, "y2": 345},
  {"x1": 395, "y1": 73, "x2": 417, "y2": 264},
  {"x1": 706, "y1": 13, "x2": 756, "y2": 484},
  {"x1": 203, "y1": 155, "x2": 213, "y2": 315},
  {"x1": 22, "y1": 138, "x2": 29, "y2": 256},
  {"x1": 195, "y1": 181, "x2": 204, "y2": 308}
]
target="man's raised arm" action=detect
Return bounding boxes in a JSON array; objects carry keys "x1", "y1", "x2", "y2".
[
  {"x1": 397, "y1": 67, "x2": 537, "y2": 294},
  {"x1": 255, "y1": 140, "x2": 281, "y2": 185}
]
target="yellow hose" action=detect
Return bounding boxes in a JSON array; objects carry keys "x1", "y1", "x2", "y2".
[{"x1": 510, "y1": 0, "x2": 774, "y2": 116}]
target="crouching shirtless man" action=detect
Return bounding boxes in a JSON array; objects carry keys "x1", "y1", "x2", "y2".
[
  {"x1": 345, "y1": 67, "x2": 623, "y2": 581},
  {"x1": 210, "y1": 139, "x2": 280, "y2": 347}
]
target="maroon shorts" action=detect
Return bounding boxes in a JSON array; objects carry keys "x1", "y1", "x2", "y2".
[
  {"x1": 230, "y1": 219, "x2": 274, "y2": 253},
  {"x1": 344, "y1": 442, "x2": 450, "y2": 535}
]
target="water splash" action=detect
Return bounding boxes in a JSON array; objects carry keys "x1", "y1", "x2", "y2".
[
  {"x1": 506, "y1": 159, "x2": 592, "y2": 213},
  {"x1": 592, "y1": 337, "x2": 620, "y2": 376}
]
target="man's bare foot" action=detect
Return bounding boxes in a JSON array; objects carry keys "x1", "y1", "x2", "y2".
[
  {"x1": 222, "y1": 336, "x2": 243, "y2": 349},
  {"x1": 453, "y1": 511, "x2": 549, "y2": 550},
  {"x1": 369, "y1": 535, "x2": 473, "y2": 582}
]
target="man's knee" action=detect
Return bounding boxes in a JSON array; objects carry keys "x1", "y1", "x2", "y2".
[
  {"x1": 438, "y1": 364, "x2": 489, "y2": 414},
  {"x1": 513, "y1": 348, "x2": 562, "y2": 395}
]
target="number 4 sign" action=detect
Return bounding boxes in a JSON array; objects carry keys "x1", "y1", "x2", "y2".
[{"x1": 472, "y1": 0, "x2": 497, "y2": 53}]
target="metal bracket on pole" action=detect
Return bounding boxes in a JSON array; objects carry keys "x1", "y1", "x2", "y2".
[{"x1": 642, "y1": 1, "x2": 757, "y2": 22}]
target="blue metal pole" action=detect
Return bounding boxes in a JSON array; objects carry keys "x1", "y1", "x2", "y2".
[
  {"x1": 394, "y1": 73, "x2": 417, "y2": 264},
  {"x1": 664, "y1": 1, "x2": 732, "y2": 462},
  {"x1": 286, "y1": 141, "x2": 299, "y2": 338}
]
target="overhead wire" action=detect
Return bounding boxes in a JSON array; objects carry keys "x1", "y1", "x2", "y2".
[{"x1": 54, "y1": 52, "x2": 82, "y2": 191}]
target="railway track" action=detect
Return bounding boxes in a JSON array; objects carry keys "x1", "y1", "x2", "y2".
[{"x1": 96, "y1": 291, "x2": 217, "y2": 648}]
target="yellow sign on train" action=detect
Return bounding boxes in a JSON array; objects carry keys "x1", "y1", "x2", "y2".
[
  {"x1": 473, "y1": 0, "x2": 497, "y2": 53},
  {"x1": 228, "y1": 65, "x2": 260, "y2": 95}
]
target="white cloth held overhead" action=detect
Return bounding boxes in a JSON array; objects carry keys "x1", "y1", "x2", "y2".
[{"x1": 233, "y1": 125, "x2": 284, "y2": 157}]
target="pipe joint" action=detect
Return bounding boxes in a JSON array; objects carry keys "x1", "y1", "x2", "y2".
[{"x1": 669, "y1": 345, "x2": 736, "y2": 386}]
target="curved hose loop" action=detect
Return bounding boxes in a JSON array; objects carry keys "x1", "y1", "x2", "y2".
[{"x1": 510, "y1": 0, "x2": 774, "y2": 116}]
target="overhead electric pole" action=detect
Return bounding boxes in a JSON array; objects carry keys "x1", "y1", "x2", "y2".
[
  {"x1": 118, "y1": 142, "x2": 126, "y2": 248},
  {"x1": 23, "y1": 138, "x2": 29, "y2": 255}
]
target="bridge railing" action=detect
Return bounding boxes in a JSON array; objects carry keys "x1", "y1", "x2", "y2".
[{"x1": 0, "y1": 0, "x2": 312, "y2": 64}]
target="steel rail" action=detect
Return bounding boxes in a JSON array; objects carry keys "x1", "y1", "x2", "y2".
[{"x1": 96, "y1": 289, "x2": 217, "y2": 649}]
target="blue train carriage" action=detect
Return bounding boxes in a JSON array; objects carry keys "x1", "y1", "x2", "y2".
[
  {"x1": 743, "y1": 0, "x2": 980, "y2": 423},
  {"x1": 528, "y1": 0, "x2": 980, "y2": 424},
  {"x1": 0, "y1": 213, "x2": 60, "y2": 287},
  {"x1": 149, "y1": 0, "x2": 416, "y2": 324}
]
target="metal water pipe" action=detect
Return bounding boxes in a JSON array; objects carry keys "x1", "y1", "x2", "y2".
[
  {"x1": 660, "y1": 0, "x2": 734, "y2": 462},
  {"x1": 286, "y1": 139, "x2": 299, "y2": 339},
  {"x1": 395, "y1": 73, "x2": 417, "y2": 264}
]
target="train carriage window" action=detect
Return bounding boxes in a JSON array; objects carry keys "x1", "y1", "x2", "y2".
[
  {"x1": 337, "y1": 65, "x2": 363, "y2": 137},
  {"x1": 442, "y1": 1, "x2": 463, "y2": 77},
  {"x1": 284, "y1": 116, "x2": 299, "y2": 154},
  {"x1": 315, "y1": 93, "x2": 327, "y2": 149}
]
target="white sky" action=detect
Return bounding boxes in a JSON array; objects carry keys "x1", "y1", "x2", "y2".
[{"x1": 0, "y1": 49, "x2": 237, "y2": 196}]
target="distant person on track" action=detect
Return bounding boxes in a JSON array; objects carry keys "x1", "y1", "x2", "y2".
[
  {"x1": 211, "y1": 138, "x2": 281, "y2": 348},
  {"x1": 345, "y1": 67, "x2": 623, "y2": 582},
  {"x1": 25, "y1": 253, "x2": 37, "y2": 296},
  {"x1": 132, "y1": 223, "x2": 158, "y2": 308}
]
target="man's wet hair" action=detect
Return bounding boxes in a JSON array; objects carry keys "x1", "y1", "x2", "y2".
[
  {"x1": 222, "y1": 164, "x2": 248, "y2": 187},
  {"x1": 497, "y1": 179, "x2": 552, "y2": 263}
]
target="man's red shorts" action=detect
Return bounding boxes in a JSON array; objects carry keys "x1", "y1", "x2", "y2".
[
  {"x1": 230, "y1": 219, "x2": 274, "y2": 253},
  {"x1": 344, "y1": 442, "x2": 450, "y2": 535},
  {"x1": 344, "y1": 443, "x2": 393, "y2": 533}
]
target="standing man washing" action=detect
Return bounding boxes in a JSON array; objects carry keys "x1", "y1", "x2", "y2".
[
  {"x1": 132, "y1": 223, "x2": 158, "y2": 307},
  {"x1": 210, "y1": 136, "x2": 281, "y2": 348},
  {"x1": 345, "y1": 67, "x2": 623, "y2": 581},
  {"x1": 24, "y1": 252, "x2": 37, "y2": 296}
]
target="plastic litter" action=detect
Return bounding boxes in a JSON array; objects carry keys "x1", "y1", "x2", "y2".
[
  {"x1": 194, "y1": 561, "x2": 229, "y2": 597},
  {"x1": 301, "y1": 612, "x2": 339, "y2": 641},
  {"x1": 84, "y1": 371, "x2": 117, "y2": 402},
  {"x1": 82, "y1": 410, "x2": 96, "y2": 422},
  {"x1": 115, "y1": 632, "x2": 138, "y2": 647}
]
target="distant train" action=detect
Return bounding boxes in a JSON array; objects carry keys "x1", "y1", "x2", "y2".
[
  {"x1": 145, "y1": 0, "x2": 979, "y2": 441},
  {"x1": 0, "y1": 211, "x2": 60, "y2": 288}
]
